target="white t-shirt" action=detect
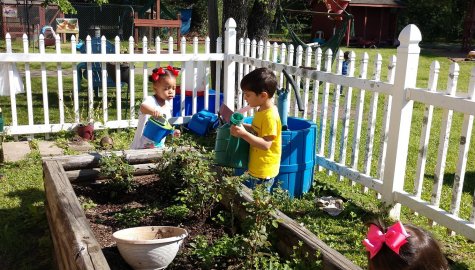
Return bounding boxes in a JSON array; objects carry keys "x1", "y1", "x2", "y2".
[{"x1": 130, "y1": 95, "x2": 172, "y2": 149}]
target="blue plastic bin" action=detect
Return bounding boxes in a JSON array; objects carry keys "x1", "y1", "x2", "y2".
[
  {"x1": 172, "y1": 89, "x2": 223, "y2": 116},
  {"x1": 235, "y1": 117, "x2": 318, "y2": 198},
  {"x1": 187, "y1": 110, "x2": 219, "y2": 136}
]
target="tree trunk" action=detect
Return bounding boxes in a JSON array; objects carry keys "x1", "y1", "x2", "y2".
[
  {"x1": 222, "y1": 0, "x2": 253, "y2": 40},
  {"x1": 208, "y1": 0, "x2": 219, "y2": 89},
  {"x1": 247, "y1": 0, "x2": 279, "y2": 41}
]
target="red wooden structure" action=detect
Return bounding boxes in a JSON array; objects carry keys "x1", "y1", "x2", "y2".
[
  {"x1": 1, "y1": 0, "x2": 63, "y2": 40},
  {"x1": 134, "y1": 0, "x2": 181, "y2": 50}
]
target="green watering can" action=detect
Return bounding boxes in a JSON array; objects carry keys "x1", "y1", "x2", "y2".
[{"x1": 214, "y1": 112, "x2": 249, "y2": 169}]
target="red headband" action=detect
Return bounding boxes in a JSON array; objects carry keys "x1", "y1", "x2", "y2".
[
  {"x1": 166, "y1": 65, "x2": 180, "y2": 76},
  {"x1": 151, "y1": 66, "x2": 179, "y2": 82}
]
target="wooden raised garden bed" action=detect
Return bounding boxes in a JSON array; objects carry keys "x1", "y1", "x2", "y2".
[{"x1": 43, "y1": 149, "x2": 362, "y2": 270}]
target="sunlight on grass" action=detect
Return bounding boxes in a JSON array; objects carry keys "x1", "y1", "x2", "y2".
[{"x1": 0, "y1": 40, "x2": 474, "y2": 269}]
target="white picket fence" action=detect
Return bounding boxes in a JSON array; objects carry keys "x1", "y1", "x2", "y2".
[{"x1": 1, "y1": 18, "x2": 475, "y2": 242}]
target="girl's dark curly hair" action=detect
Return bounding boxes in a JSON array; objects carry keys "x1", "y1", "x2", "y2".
[{"x1": 366, "y1": 219, "x2": 449, "y2": 270}]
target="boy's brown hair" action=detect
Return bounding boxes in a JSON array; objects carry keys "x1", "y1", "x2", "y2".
[{"x1": 240, "y1": 67, "x2": 278, "y2": 98}]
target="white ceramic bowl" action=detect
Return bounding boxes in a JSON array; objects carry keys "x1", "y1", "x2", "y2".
[{"x1": 112, "y1": 226, "x2": 188, "y2": 270}]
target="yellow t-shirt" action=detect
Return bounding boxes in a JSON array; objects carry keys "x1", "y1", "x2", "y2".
[{"x1": 248, "y1": 106, "x2": 282, "y2": 178}]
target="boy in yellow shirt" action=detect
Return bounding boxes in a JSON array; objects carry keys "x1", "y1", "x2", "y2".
[{"x1": 230, "y1": 67, "x2": 282, "y2": 191}]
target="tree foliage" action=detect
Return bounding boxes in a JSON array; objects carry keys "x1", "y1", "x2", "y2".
[
  {"x1": 398, "y1": 0, "x2": 466, "y2": 42},
  {"x1": 222, "y1": 0, "x2": 279, "y2": 41},
  {"x1": 43, "y1": 0, "x2": 109, "y2": 14},
  {"x1": 43, "y1": 0, "x2": 471, "y2": 43}
]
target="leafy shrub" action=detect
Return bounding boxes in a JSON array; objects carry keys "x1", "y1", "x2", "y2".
[
  {"x1": 99, "y1": 152, "x2": 135, "y2": 193},
  {"x1": 162, "y1": 204, "x2": 190, "y2": 220},
  {"x1": 190, "y1": 234, "x2": 245, "y2": 268},
  {"x1": 154, "y1": 147, "x2": 225, "y2": 217},
  {"x1": 78, "y1": 196, "x2": 97, "y2": 210},
  {"x1": 113, "y1": 207, "x2": 155, "y2": 227}
]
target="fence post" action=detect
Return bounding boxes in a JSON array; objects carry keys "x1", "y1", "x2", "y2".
[
  {"x1": 382, "y1": 24, "x2": 421, "y2": 219},
  {"x1": 223, "y1": 18, "x2": 237, "y2": 110}
]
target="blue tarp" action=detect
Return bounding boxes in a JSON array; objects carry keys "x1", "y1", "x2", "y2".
[{"x1": 180, "y1": 9, "x2": 192, "y2": 35}]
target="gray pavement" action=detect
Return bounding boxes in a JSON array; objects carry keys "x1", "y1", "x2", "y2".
[{"x1": 2, "y1": 140, "x2": 93, "y2": 162}]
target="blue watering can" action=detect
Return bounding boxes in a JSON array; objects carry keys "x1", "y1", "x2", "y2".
[
  {"x1": 143, "y1": 116, "x2": 174, "y2": 145},
  {"x1": 277, "y1": 69, "x2": 304, "y2": 130}
]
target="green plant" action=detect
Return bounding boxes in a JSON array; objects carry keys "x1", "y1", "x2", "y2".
[
  {"x1": 78, "y1": 196, "x2": 97, "y2": 210},
  {"x1": 113, "y1": 207, "x2": 155, "y2": 227},
  {"x1": 190, "y1": 234, "x2": 245, "y2": 267},
  {"x1": 99, "y1": 152, "x2": 135, "y2": 193},
  {"x1": 154, "y1": 146, "x2": 225, "y2": 217},
  {"x1": 239, "y1": 184, "x2": 282, "y2": 268},
  {"x1": 162, "y1": 204, "x2": 190, "y2": 220},
  {"x1": 64, "y1": 91, "x2": 105, "y2": 126},
  {"x1": 28, "y1": 139, "x2": 39, "y2": 150}
]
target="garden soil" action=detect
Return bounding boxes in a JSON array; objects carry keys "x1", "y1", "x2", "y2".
[{"x1": 72, "y1": 174, "x2": 233, "y2": 270}]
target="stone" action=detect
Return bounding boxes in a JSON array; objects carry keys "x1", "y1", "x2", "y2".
[
  {"x1": 2, "y1": 141, "x2": 31, "y2": 162},
  {"x1": 38, "y1": 141, "x2": 64, "y2": 157}
]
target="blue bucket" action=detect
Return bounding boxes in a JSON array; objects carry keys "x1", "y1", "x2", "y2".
[{"x1": 143, "y1": 116, "x2": 174, "y2": 144}]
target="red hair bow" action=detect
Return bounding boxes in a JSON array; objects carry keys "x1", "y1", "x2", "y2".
[
  {"x1": 166, "y1": 65, "x2": 179, "y2": 76},
  {"x1": 362, "y1": 221, "x2": 410, "y2": 259},
  {"x1": 151, "y1": 67, "x2": 166, "y2": 81}
]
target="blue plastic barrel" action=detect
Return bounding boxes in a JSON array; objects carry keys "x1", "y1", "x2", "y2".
[
  {"x1": 278, "y1": 117, "x2": 317, "y2": 198},
  {"x1": 235, "y1": 117, "x2": 317, "y2": 198}
]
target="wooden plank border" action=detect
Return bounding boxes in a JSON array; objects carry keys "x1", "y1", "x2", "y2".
[
  {"x1": 43, "y1": 160, "x2": 110, "y2": 270},
  {"x1": 43, "y1": 150, "x2": 361, "y2": 270}
]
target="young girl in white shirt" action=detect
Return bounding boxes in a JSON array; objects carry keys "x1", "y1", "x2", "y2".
[{"x1": 131, "y1": 66, "x2": 180, "y2": 149}]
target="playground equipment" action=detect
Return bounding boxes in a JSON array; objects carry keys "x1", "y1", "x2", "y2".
[
  {"x1": 134, "y1": 0, "x2": 181, "y2": 49},
  {"x1": 311, "y1": 30, "x2": 325, "y2": 45},
  {"x1": 324, "y1": 0, "x2": 351, "y2": 20},
  {"x1": 40, "y1": 26, "x2": 56, "y2": 47},
  {"x1": 76, "y1": 37, "x2": 123, "y2": 96},
  {"x1": 281, "y1": 0, "x2": 353, "y2": 55}
]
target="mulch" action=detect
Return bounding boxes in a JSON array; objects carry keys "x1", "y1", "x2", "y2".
[{"x1": 72, "y1": 174, "x2": 232, "y2": 270}]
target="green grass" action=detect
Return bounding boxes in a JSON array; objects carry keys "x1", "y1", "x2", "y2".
[
  {"x1": 0, "y1": 41, "x2": 474, "y2": 269},
  {"x1": 288, "y1": 46, "x2": 475, "y2": 269},
  {"x1": 0, "y1": 152, "x2": 52, "y2": 269},
  {"x1": 281, "y1": 173, "x2": 475, "y2": 269}
]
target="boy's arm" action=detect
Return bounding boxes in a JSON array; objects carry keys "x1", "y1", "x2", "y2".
[
  {"x1": 242, "y1": 123, "x2": 253, "y2": 132},
  {"x1": 230, "y1": 125, "x2": 274, "y2": 150}
]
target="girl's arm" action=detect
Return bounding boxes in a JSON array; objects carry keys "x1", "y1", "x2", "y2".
[{"x1": 140, "y1": 103, "x2": 161, "y2": 118}]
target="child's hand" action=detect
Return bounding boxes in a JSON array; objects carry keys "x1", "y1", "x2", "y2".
[
  {"x1": 173, "y1": 129, "x2": 181, "y2": 137},
  {"x1": 230, "y1": 124, "x2": 246, "y2": 138},
  {"x1": 151, "y1": 109, "x2": 162, "y2": 118}
]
